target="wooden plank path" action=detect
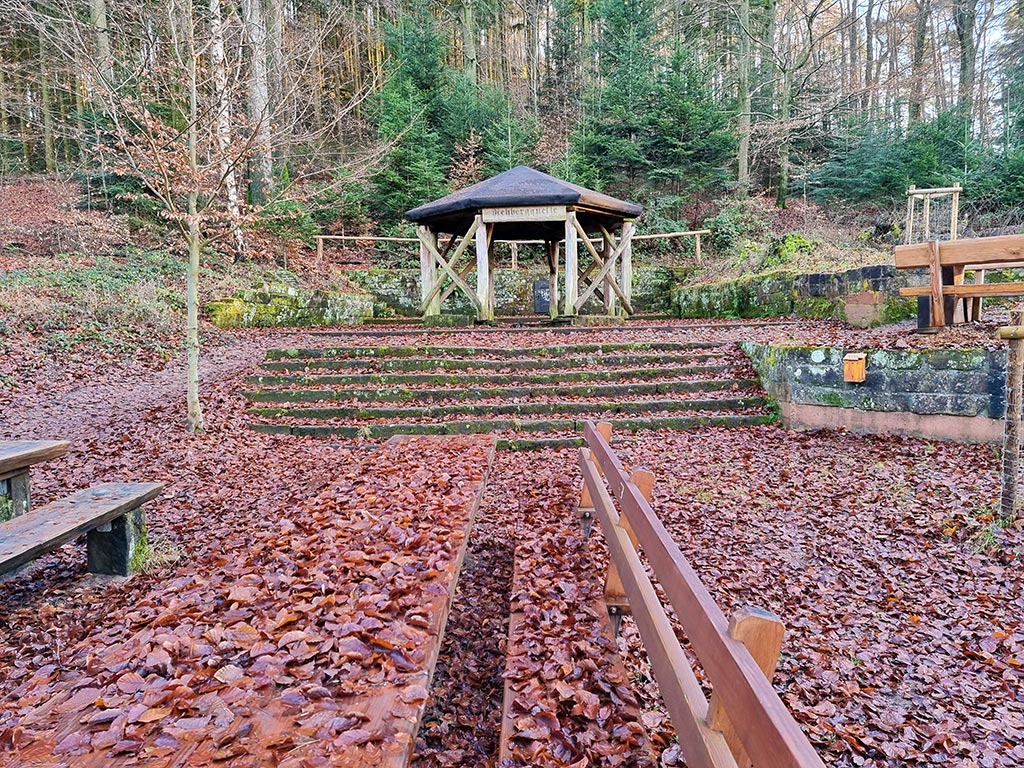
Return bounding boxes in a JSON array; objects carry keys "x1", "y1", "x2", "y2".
[{"x1": 4, "y1": 435, "x2": 496, "y2": 767}]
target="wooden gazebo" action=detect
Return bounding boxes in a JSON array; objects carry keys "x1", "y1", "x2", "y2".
[{"x1": 405, "y1": 166, "x2": 643, "y2": 321}]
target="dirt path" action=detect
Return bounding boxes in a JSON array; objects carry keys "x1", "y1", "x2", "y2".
[{"x1": 0, "y1": 333, "x2": 308, "y2": 443}]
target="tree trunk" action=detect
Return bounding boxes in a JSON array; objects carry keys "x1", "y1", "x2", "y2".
[
  {"x1": 91, "y1": 0, "x2": 112, "y2": 81},
  {"x1": 953, "y1": 0, "x2": 978, "y2": 127},
  {"x1": 210, "y1": 0, "x2": 246, "y2": 258},
  {"x1": 776, "y1": 68, "x2": 793, "y2": 208},
  {"x1": 736, "y1": 0, "x2": 751, "y2": 191},
  {"x1": 186, "y1": 2, "x2": 204, "y2": 432},
  {"x1": 462, "y1": 0, "x2": 477, "y2": 83},
  {"x1": 241, "y1": 0, "x2": 274, "y2": 204},
  {"x1": 863, "y1": 0, "x2": 875, "y2": 114},
  {"x1": 185, "y1": 208, "x2": 204, "y2": 432},
  {"x1": 908, "y1": 0, "x2": 929, "y2": 123},
  {"x1": 38, "y1": 27, "x2": 56, "y2": 173}
]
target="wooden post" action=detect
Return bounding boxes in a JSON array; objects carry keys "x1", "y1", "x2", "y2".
[
  {"x1": 316, "y1": 236, "x2": 324, "y2": 265},
  {"x1": 510, "y1": 241, "x2": 518, "y2": 270},
  {"x1": 620, "y1": 221, "x2": 635, "y2": 313},
  {"x1": 922, "y1": 193, "x2": 931, "y2": 241},
  {"x1": 1000, "y1": 308, "x2": 1024, "y2": 523},
  {"x1": 564, "y1": 211, "x2": 579, "y2": 315},
  {"x1": 605, "y1": 464, "x2": 652, "y2": 635},
  {"x1": 705, "y1": 606, "x2": 786, "y2": 768},
  {"x1": 602, "y1": 230, "x2": 616, "y2": 316},
  {"x1": 695, "y1": 232, "x2": 702, "y2": 264},
  {"x1": 418, "y1": 226, "x2": 440, "y2": 317},
  {"x1": 906, "y1": 185, "x2": 916, "y2": 244},
  {"x1": 0, "y1": 472, "x2": 30, "y2": 520},
  {"x1": 475, "y1": 214, "x2": 492, "y2": 321},
  {"x1": 951, "y1": 183, "x2": 961, "y2": 240},
  {"x1": 928, "y1": 240, "x2": 944, "y2": 326}
]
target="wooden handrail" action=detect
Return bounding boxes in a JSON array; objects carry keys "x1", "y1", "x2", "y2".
[{"x1": 579, "y1": 421, "x2": 826, "y2": 768}]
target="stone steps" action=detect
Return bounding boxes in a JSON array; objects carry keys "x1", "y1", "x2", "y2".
[
  {"x1": 246, "y1": 364, "x2": 730, "y2": 389},
  {"x1": 250, "y1": 412, "x2": 772, "y2": 440},
  {"x1": 264, "y1": 341, "x2": 719, "y2": 361},
  {"x1": 245, "y1": 339, "x2": 771, "y2": 447},
  {"x1": 242, "y1": 377, "x2": 760, "y2": 404},
  {"x1": 259, "y1": 351, "x2": 722, "y2": 373},
  {"x1": 248, "y1": 395, "x2": 766, "y2": 421}
]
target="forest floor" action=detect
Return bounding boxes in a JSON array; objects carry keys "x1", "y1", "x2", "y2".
[{"x1": 0, "y1": 323, "x2": 1021, "y2": 767}]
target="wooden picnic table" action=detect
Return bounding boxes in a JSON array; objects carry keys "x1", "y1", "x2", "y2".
[{"x1": 0, "y1": 440, "x2": 70, "y2": 520}]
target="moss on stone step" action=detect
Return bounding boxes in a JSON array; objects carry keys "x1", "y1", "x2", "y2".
[
  {"x1": 248, "y1": 396, "x2": 766, "y2": 421},
  {"x1": 247, "y1": 364, "x2": 728, "y2": 389},
  {"x1": 260, "y1": 351, "x2": 721, "y2": 373},
  {"x1": 264, "y1": 340, "x2": 718, "y2": 361},
  {"x1": 242, "y1": 378, "x2": 759, "y2": 405}
]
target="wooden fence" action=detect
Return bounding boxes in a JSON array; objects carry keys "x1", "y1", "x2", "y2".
[{"x1": 578, "y1": 421, "x2": 826, "y2": 768}]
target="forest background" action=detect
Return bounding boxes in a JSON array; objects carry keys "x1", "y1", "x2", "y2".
[{"x1": 0, "y1": 0, "x2": 1022, "y2": 259}]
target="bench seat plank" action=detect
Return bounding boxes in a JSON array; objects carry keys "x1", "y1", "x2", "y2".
[
  {"x1": 900, "y1": 282, "x2": 1024, "y2": 298},
  {"x1": 0, "y1": 440, "x2": 70, "y2": 478},
  {"x1": 0, "y1": 482, "x2": 163, "y2": 575}
]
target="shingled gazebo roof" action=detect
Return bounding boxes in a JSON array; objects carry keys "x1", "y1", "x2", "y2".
[{"x1": 405, "y1": 165, "x2": 643, "y2": 239}]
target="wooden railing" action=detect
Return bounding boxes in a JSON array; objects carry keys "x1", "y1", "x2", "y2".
[
  {"x1": 578, "y1": 421, "x2": 826, "y2": 768},
  {"x1": 313, "y1": 229, "x2": 712, "y2": 265}
]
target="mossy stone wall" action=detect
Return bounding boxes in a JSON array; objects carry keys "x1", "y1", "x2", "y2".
[
  {"x1": 343, "y1": 266, "x2": 690, "y2": 317},
  {"x1": 741, "y1": 341, "x2": 1007, "y2": 418},
  {"x1": 672, "y1": 265, "x2": 924, "y2": 326},
  {"x1": 206, "y1": 284, "x2": 373, "y2": 328}
]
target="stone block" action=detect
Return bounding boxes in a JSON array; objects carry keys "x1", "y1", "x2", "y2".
[{"x1": 87, "y1": 508, "x2": 147, "y2": 576}]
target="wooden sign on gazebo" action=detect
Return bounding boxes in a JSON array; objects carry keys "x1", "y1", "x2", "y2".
[{"x1": 405, "y1": 166, "x2": 643, "y2": 322}]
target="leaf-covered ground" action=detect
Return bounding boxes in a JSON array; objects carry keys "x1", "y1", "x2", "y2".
[{"x1": 1, "y1": 323, "x2": 1021, "y2": 767}]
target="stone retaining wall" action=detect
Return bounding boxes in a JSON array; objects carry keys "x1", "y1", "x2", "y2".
[
  {"x1": 205, "y1": 285, "x2": 373, "y2": 328},
  {"x1": 343, "y1": 266, "x2": 693, "y2": 317},
  {"x1": 741, "y1": 341, "x2": 1007, "y2": 442},
  {"x1": 673, "y1": 265, "x2": 927, "y2": 326}
]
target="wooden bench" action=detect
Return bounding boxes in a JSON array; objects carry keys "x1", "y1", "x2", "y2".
[
  {"x1": 578, "y1": 421, "x2": 825, "y2": 768},
  {"x1": 895, "y1": 234, "x2": 1024, "y2": 326},
  {"x1": 0, "y1": 440, "x2": 70, "y2": 520},
  {"x1": 0, "y1": 482, "x2": 164, "y2": 577}
]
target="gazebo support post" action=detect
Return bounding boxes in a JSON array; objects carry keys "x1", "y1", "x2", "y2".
[
  {"x1": 602, "y1": 231, "x2": 616, "y2": 316},
  {"x1": 418, "y1": 226, "x2": 441, "y2": 317},
  {"x1": 486, "y1": 223, "x2": 496, "y2": 322},
  {"x1": 546, "y1": 240, "x2": 559, "y2": 319},
  {"x1": 474, "y1": 214, "x2": 493, "y2": 321},
  {"x1": 564, "y1": 211, "x2": 579, "y2": 315},
  {"x1": 620, "y1": 221, "x2": 635, "y2": 311}
]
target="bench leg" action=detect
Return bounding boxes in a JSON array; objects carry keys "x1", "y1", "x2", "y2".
[
  {"x1": 87, "y1": 508, "x2": 148, "y2": 576},
  {"x1": 0, "y1": 472, "x2": 30, "y2": 522}
]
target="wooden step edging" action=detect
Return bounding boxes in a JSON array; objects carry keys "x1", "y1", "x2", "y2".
[{"x1": 578, "y1": 420, "x2": 825, "y2": 768}]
